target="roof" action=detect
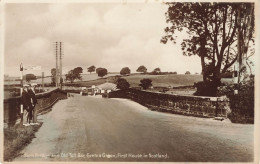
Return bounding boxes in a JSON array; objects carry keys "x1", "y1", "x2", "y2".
[{"x1": 96, "y1": 82, "x2": 116, "y2": 90}]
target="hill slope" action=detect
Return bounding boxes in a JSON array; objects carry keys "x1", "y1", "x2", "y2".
[{"x1": 123, "y1": 74, "x2": 203, "y2": 88}]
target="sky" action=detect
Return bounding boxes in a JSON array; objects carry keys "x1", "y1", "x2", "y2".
[{"x1": 4, "y1": 3, "x2": 202, "y2": 77}]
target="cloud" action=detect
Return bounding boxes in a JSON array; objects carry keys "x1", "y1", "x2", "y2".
[{"x1": 4, "y1": 3, "x2": 202, "y2": 76}]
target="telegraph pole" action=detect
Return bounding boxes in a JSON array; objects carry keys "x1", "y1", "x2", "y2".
[
  {"x1": 55, "y1": 42, "x2": 59, "y2": 87},
  {"x1": 59, "y1": 42, "x2": 64, "y2": 89}
]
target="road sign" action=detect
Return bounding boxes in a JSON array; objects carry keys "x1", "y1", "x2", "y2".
[{"x1": 24, "y1": 65, "x2": 41, "y2": 71}]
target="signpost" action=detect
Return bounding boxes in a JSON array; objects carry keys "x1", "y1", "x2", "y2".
[
  {"x1": 19, "y1": 63, "x2": 42, "y2": 124},
  {"x1": 24, "y1": 65, "x2": 42, "y2": 71},
  {"x1": 20, "y1": 63, "x2": 24, "y2": 124}
]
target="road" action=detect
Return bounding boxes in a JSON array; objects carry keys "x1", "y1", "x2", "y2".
[{"x1": 14, "y1": 95, "x2": 254, "y2": 162}]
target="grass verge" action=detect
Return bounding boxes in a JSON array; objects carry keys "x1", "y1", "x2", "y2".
[{"x1": 4, "y1": 122, "x2": 43, "y2": 161}]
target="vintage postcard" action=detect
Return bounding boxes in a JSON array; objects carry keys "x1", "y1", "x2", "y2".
[{"x1": 0, "y1": 0, "x2": 259, "y2": 163}]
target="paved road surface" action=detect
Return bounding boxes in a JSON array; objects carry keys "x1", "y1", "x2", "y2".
[{"x1": 14, "y1": 95, "x2": 254, "y2": 162}]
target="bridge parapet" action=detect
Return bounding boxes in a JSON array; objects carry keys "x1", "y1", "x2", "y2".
[
  {"x1": 108, "y1": 88, "x2": 230, "y2": 118},
  {"x1": 4, "y1": 88, "x2": 67, "y2": 128}
]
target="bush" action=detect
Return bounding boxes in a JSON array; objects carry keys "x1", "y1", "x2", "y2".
[
  {"x1": 217, "y1": 77, "x2": 254, "y2": 123},
  {"x1": 139, "y1": 78, "x2": 152, "y2": 90},
  {"x1": 116, "y1": 78, "x2": 130, "y2": 90}
]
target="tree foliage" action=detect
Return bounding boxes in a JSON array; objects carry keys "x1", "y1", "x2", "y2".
[
  {"x1": 152, "y1": 67, "x2": 161, "y2": 74},
  {"x1": 87, "y1": 65, "x2": 96, "y2": 74},
  {"x1": 97, "y1": 68, "x2": 108, "y2": 77},
  {"x1": 185, "y1": 71, "x2": 191, "y2": 75},
  {"x1": 161, "y1": 2, "x2": 255, "y2": 96},
  {"x1": 96, "y1": 67, "x2": 103, "y2": 74},
  {"x1": 116, "y1": 78, "x2": 130, "y2": 90},
  {"x1": 120, "y1": 67, "x2": 131, "y2": 75},
  {"x1": 136, "y1": 65, "x2": 147, "y2": 73},
  {"x1": 25, "y1": 74, "x2": 36, "y2": 82},
  {"x1": 65, "y1": 67, "x2": 83, "y2": 83},
  {"x1": 139, "y1": 78, "x2": 152, "y2": 90},
  {"x1": 51, "y1": 68, "x2": 56, "y2": 85}
]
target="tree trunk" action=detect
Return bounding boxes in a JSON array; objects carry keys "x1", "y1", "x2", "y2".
[{"x1": 201, "y1": 56, "x2": 206, "y2": 82}]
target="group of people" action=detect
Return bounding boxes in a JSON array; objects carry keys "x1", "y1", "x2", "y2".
[{"x1": 21, "y1": 83, "x2": 39, "y2": 126}]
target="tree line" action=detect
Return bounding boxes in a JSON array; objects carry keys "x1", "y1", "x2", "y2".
[{"x1": 46, "y1": 65, "x2": 193, "y2": 84}]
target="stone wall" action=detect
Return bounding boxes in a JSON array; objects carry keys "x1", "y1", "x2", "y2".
[
  {"x1": 108, "y1": 88, "x2": 230, "y2": 118},
  {"x1": 4, "y1": 88, "x2": 67, "y2": 128}
]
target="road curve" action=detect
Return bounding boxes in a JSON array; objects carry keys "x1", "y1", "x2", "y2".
[{"x1": 14, "y1": 95, "x2": 254, "y2": 162}]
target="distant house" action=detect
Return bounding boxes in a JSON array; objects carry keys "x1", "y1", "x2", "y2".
[{"x1": 96, "y1": 82, "x2": 117, "y2": 94}]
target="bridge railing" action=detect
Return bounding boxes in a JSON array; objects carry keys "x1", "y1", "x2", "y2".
[
  {"x1": 4, "y1": 88, "x2": 67, "y2": 128},
  {"x1": 108, "y1": 88, "x2": 230, "y2": 118}
]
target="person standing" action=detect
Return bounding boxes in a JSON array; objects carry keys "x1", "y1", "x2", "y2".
[
  {"x1": 21, "y1": 84, "x2": 32, "y2": 126},
  {"x1": 28, "y1": 83, "x2": 39, "y2": 125}
]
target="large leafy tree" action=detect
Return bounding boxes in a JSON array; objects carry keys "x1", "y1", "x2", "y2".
[
  {"x1": 96, "y1": 67, "x2": 103, "y2": 74},
  {"x1": 116, "y1": 78, "x2": 130, "y2": 90},
  {"x1": 161, "y1": 2, "x2": 254, "y2": 95},
  {"x1": 136, "y1": 65, "x2": 147, "y2": 74},
  {"x1": 87, "y1": 65, "x2": 96, "y2": 74},
  {"x1": 65, "y1": 67, "x2": 83, "y2": 83},
  {"x1": 139, "y1": 78, "x2": 152, "y2": 90},
  {"x1": 51, "y1": 68, "x2": 56, "y2": 85},
  {"x1": 120, "y1": 67, "x2": 131, "y2": 75},
  {"x1": 97, "y1": 68, "x2": 108, "y2": 77},
  {"x1": 152, "y1": 67, "x2": 161, "y2": 74}
]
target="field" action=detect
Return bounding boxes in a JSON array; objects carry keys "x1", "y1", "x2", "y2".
[
  {"x1": 5, "y1": 73, "x2": 232, "y2": 96},
  {"x1": 4, "y1": 73, "x2": 120, "y2": 85},
  {"x1": 123, "y1": 74, "x2": 203, "y2": 88},
  {"x1": 75, "y1": 74, "x2": 203, "y2": 88}
]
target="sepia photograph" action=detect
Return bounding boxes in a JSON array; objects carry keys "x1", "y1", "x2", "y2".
[{"x1": 1, "y1": 0, "x2": 259, "y2": 163}]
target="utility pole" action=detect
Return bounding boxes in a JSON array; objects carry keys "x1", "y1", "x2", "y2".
[
  {"x1": 59, "y1": 42, "x2": 64, "y2": 89},
  {"x1": 55, "y1": 42, "x2": 59, "y2": 88}
]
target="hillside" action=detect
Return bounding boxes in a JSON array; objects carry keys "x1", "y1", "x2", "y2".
[{"x1": 123, "y1": 74, "x2": 203, "y2": 88}]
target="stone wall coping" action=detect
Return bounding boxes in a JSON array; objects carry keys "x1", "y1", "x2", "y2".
[
  {"x1": 126, "y1": 88, "x2": 229, "y2": 102},
  {"x1": 4, "y1": 88, "x2": 60, "y2": 103}
]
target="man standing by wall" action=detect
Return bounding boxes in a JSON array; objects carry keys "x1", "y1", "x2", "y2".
[
  {"x1": 28, "y1": 83, "x2": 39, "y2": 125},
  {"x1": 21, "y1": 84, "x2": 32, "y2": 126}
]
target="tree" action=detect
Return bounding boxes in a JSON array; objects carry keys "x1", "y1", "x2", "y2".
[
  {"x1": 136, "y1": 65, "x2": 147, "y2": 74},
  {"x1": 87, "y1": 65, "x2": 96, "y2": 74},
  {"x1": 65, "y1": 67, "x2": 83, "y2": 83},
  {"x1": 51, "y1": 68, "x2": 56, "y2": 85},
  {"x1": 152, "y1": 67, "x2": 161, "y2": 74},
  {"x1": 120, "y1": 67, "x2": 131, "y2": 75},
  {"x1": 185, "y1": 71, "x2": 191, "y2": 75},
  {"x1": 139, "y1": 78, "x2": 152, "y2": 90},
  {"x1": 109, "y1": 75, "x2": 122, "y2": 84},
  {"x1": 96, "y1": 67, "x2": 103, "y2": 74},
  {"x1": 116, "y1": 78, "x2": 130, "y2": 90},
  {"x1": 161, "y1": 3, "x2": 255, "y2": 96},
  {"x1": 73, "y1": 67, "x2": 83, "y2": 74},
  {"x1": 25, "y1": 74, "x2": 36, "y2": 82},
  {"x1": 97, "y1": 68, "x2": 108, "y2": 77}
]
